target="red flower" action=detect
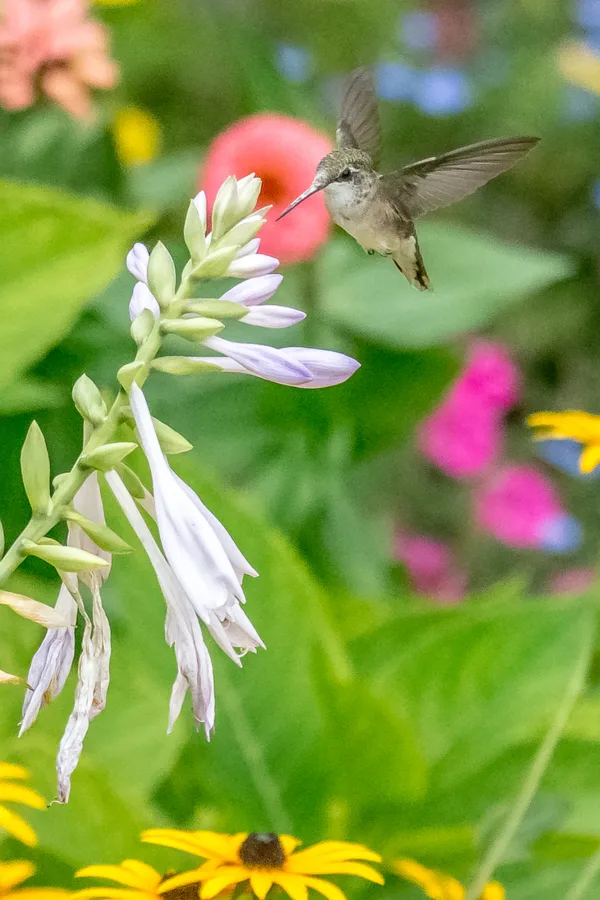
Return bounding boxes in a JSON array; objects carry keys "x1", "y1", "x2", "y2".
[{"x1": 200, "y1": 113, "x2": 332, "y2": 265}]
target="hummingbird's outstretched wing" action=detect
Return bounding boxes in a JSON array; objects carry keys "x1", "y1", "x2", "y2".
[
  {"x1": 336, "y1": 67, "x2": 381, "y2": 168},
  {"x1": 382, "y1": 136, "x2": 540, "y2": 218}
]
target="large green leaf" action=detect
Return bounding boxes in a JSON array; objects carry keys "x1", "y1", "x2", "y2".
[
  {"x1": 318, "y1": 231, "x2": 575, "y2": 349},
  {"x1": 0, "y1": 179, "x2": 151, "y2": 392}
]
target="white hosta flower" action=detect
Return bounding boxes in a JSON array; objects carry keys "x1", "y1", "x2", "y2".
[
  {"x1": 227, "y1": 253, "x2": 279, "y2": 279},
  {"x1": 106, "y1": 470, "x2": 215, "y2": 735},
  {"x1": 128, "y1": 383, "x2": 262, "y2": 663},
  {"x1": 189, "y1": 345, "x2": 361, "y2": 388},
  {"x1": 129, "y1": 283, "x2": 160, "y2": 320},
  {"x1": 126, "y1": 242, "x2": 150, "y2": 283},
  {"x1": 235, "y1": 237, "x2": 261, "y2": 258},
  {"x1": 192, "y1": 191, "x2": 207, "y2": 233},
  {"x1": 242, "y1": 305, "x2": 306, "y2": 328},
  {"x1": 220, "y1": 274, "x2": 283, "y2": 307}
]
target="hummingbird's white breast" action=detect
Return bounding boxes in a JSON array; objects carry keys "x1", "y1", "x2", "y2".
[{"x1": 324, "y1": 178, "x2": 397, "y2": 254}]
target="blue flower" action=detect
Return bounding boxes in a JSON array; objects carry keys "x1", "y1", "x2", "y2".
[
  {"x1": 275, "y1": 44, "x2": 312, "y2": 83},
  {"x1": 538, "y1": 513, "x2": 583, "y2": 553},
  {"x1": 414, "y1": 67, "x2": 473, "y2": 116},
  {"x1": 574, "y1": 0, "x2": 600, "y2": 32},
  {"x1": 375, "y1": 62, "x2": 417, "y2": 102},
  {"x1": 535, "y1": 438, "x2": 600, "y2": 477}
]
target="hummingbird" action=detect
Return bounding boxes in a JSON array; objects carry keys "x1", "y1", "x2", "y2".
[{"x1": 277, "y1": 68, "x2": 540, "y2": 290}]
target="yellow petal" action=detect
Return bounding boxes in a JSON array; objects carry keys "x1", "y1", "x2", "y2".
[
  {"x1": 0, "y1": 862, "x2": 35, "y2": 891},
  {"x1": 288, "y1": 843, "x2": 381, "y2": 869},
  {"x1": 0, "y1": 765, "x2": 29, "y2": 781},
  {"x1": 159, "y1": 869, "x2": 204, "y2": 893},
  {"x1": 298, "y1": 877, "x2": 346, "y2": 900},
  {"x1": 579, "y1": 445, "x2": 600, "y2": 474},
  {"x1": 199, "y1": 870, "x2": 249, "y2": 900},
  {"x1": 280, "y1": 836, "x2": 303, "y2": 857},
  {"x1": 481, "y1": 883, "x2": 505, "y2": 900},
  {"x1": 527, "y1": 411, "x2": 600, "y2": 442},
  {"x1": 119, "y1": 863, "x2": 162, "y2": 889},
  {"x1": 0, "y1": 592, "x2": 71, "y2": 628},
  {"x1": 75, "y1": 865, "x2": 160, "y2": 891},
  {"x1": 13, "y1": 890, "x2": 72, "y2": 900},
  {"x1": 141, "y1": 830, "x2": 243, "y2": 862},
  {"x1": 73, "y1": 889, "x2": 145, "y2": 900},
  {"x1": 0, "y1": 785, "x2": 45, "y2": 809},
  {"x1": 271, "y1": 873, "x2": 307, "y2": 900},
  {"x1": 0, "y1": 806, "x2": 38, "y2": 847},
  {"x1": 286, "y1": 863, "x2": 382, "y2": 884},
  {"x1": 249, "y1": 873, "x2": 274, "y2": 900},
  {"x1": 394, "y1": 860, "x2": 464, "y2": 900}
]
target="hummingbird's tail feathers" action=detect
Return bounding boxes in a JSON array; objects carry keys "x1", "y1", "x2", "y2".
[
  {"x1": 392, "y1": 242, "x2": 431, "y2": 291},
  {"x1": 385, "y1": 135, "x2": 540, "y2": 219}
]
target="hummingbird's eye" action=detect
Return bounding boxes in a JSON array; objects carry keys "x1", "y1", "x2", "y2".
[{"x1": 339, "y1": 168, "x2": 352, "y2": 180}]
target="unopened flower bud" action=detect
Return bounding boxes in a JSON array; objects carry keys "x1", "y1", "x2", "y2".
[
  {"x1": 21, "y1": 540, "x2": 109, "y2": 573},
  {"x1": 80, "y1": 442, "x2": 138, "y2": 472},
  {"x1": 189, "y1": 245, "x2": 241, "y2": 280},
  {"x1": 72, "y1": 374, "x2": 107, "y2": 426},
  {"x1": 184, "y1": 198, "x2": 207, "y2": 263},
  {"x1": 64, "y1": 510, "x2": 133, "y2": 555},
  {"x1": 147, "y1": 241, "x2": 176, "y2": 308},
  {"x1": 151, "y1": 356, "x2": 220, "y2": 375},
  {"x1": 161, "y1": 317, "x2": 224, "y2": 342},
  {"x1": 20, "y1": 421, "x2": 52, "y2": 516},
  {"x1": 235, "y1": 174, "x2": 262, "y2": 221},
  {"x1": 117, "y1": 361, "x2": 145, "y2": 391},
  {"x1": 183, "y1": 299, "x2": 246, "y2": 320},
  {"x1": 211, "y1": 176, "x2": 239, "y2": 241}
]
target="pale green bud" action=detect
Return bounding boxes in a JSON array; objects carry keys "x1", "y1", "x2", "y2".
[
  {"x1": 161, "y1": 317, "x2": 224, "y2": 342},
  {"x1": 211, "y1": 176, "x2": 239, "y2": 241},
  {"x1": 147, "y1": 241, "x2": 176, "y2": 308},
  {"x1": 183, "y1": 299, "x2": 246, "y2": 320},
  {"x1": 117, "y1": 360, "x2": 145, "y2": 391},
  {"x1": 235, "y1": 174, "x2": 262, "y2": 221},
  {"x1": 188, "y1": 245, "x2": 240, "y2": 281},
  {"x1": 52, "y1": 473, "x2": 68, "y2": 489},
  {"x1": 218, "y1": 213, "x2": 266, "y2": 251},
  {"x1": 116, "y1": 463, "x2": 146, "y2": 499},
  {"x1": 130, "y1": 308, "x2": 156, "y2": 346},
  {"x1": 64, "y1": 510, "x2": 132, "y2": 555},
  {"x1": 21, "y1": 421, "x2": 51, "y2": 516},
  {"x1": 72, "y1": 374, "x2": 107, "y2": 426},
  {"x1": 81, "y1": 442, "x2": 137, "y2": 472},
  {"x1": 151, "y1": 356, "x2": 220, "y2": 375},
  {"x1": 21, "y1": 539, "x2": 109, "y2": 573},
  {"x1": 184, "y1": 200, "x2": 207, "y2": 263}
]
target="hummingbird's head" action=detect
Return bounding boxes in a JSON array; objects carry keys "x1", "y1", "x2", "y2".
[{"x1": 276, "y1": 149, "x2": 374, "y2": 221}]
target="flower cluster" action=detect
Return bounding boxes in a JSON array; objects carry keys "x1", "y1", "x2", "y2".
[
  {"x1": 0, "y1": 173, "x2": 359, "y2": 802},
  {"x1": 0, "y1": 0, "x2": 119, "y2": 119}
]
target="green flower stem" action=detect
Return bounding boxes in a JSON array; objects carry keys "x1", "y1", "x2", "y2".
[
  {"x1": 564, "y1": 847, "x2": 600, "y2": 900},
  {"x1": 464, "y1": 626, "x2": 593, "y2": 900},
  {"x1": 0, "y1": 277, "x2": 189, "y2": 588}
]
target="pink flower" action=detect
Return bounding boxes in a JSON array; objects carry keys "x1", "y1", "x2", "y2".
[
  {"x1": 200, "y1": 114, "x2": 332, "y2": 265},
  {"x1": 548, "y1": 568, "x2": 595, "y2": 595},
  {"x1": 474, "y1": 465, "x2": 582, "y2": 552},
  {"x1": 417, "y1": 392, "x2": 503, "y2": 478},
  {"x1": 460, "y1": 340, "x2": 520, "y2": 412},
  {"x1": 0, "y1": 0, "x2": 119, "y2": 119},
  {"x1": 394, "y1": 532, "x2": 467, "y2": 604}
]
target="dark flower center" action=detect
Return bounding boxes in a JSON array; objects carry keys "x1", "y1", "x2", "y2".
[
  {"x1": 239, "y1": 833, "x2": 285, "y2": 869},
  {"x1": 160, "y1": 874, "x2": 202, "y2": 900},
  {"x1": 260, "y1": 176, "x2": 286, "y2": 206}
]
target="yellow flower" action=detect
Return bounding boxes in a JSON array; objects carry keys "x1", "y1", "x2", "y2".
[
  {"x1": 113, "y1": 107, "x2": 161, "y2": 167},
  {"x1": 0, "y1": 764, "x2": 46, "y2": 847},
  {"x1": 141, "y1": 830, "x2": 384, "y2": 900},
  {"x1": 0, "y1": 860, "x2": 70, "y2": 900},
  {"x1": 394, "y1": 860, "x2": 504, "y2": 900},
  {"x1": 75, "y1": 860, "x2": 164, "y2": 900},
  {"x1": 558, "y1": 40, "x2": 600, "y2": 95},
  {"x1": 528, "y1": 410, "x2": 600, "y2": 474}
]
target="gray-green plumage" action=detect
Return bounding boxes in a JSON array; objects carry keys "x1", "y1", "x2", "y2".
[{"x1": 277, "y1": 67, "x2": 540, "y2": 291}]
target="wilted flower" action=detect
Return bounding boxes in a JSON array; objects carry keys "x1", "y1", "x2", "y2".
[
  {"x1": 395, "y1": 859, "x2": 504, "y2": 900},
  {"x1": 528, "y1": 410, "x2": 600, "y2": 474},
  {"x1": 200, "y1": 114, "x2": 332, "y2": 264},
  {"x1": 0, "y1": 763, "x2": 45, "y2": 847},
  {"x1": 394, "y1": 533, "x2": 467, "y2": 604},
  {"x1": 474, "y1": 465, "x2": 582, "y2": 552},
  {"x1": 0, "y1": 861, "x2": 69, "y2": 900},
  {"x1": 0, "y1": 0, "x2": 119, "y2": 119},
  {"x1": 141, "y1": 829, "x2": 384, "y2": 900}
]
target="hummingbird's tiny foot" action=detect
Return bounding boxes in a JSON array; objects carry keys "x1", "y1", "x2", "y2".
[{"x1": 367, "y1": 249, "x2": 375, "y2": 256}]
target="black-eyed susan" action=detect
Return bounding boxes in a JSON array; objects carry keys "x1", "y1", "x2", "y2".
[
  {"x1": 394, "y1": 859, "x2": 504, "y2": 900},
  {"x1": 0, "y1": 764, "x2": 45, "y2": 847},
  {"x1": 0, "y1": 860, "x2": 69, "y2": 900},
  {"x1": 141, "y1": 829, "x2": 384, "y2": 900},
  {"x1": 528, "y1": 411, "x2": 600, "y2": 474},
  {"x1": 75, "y1": 860, "x2": 166, "y2": 900}
]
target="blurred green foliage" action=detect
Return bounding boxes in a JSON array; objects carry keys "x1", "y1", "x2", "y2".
[{"x1": 1, "y1": 0, "x2": 600, "y2": 898}]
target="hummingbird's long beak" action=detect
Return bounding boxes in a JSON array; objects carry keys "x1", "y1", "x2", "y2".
[{"x1": 276, "y1": 183, "x2": 323, "y2": 221}]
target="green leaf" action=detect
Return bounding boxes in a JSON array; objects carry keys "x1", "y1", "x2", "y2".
[
  {"x1": 0, "y1": 179, "x2": 152, "y2": 392},
  {"x1": 318, "y1": 231, "x2": 575, "y2": 349}
]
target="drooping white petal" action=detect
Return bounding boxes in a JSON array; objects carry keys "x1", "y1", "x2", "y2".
[
  {"x1": 242, "y1": 305, "x2": 306, "y2": 328},
  {"x1": 89, "y1": 579, "x2": 111, "y2": 721},
  {"x1": 128, "y1": 385, "x2": 245, "y2": 617},
  {"x1": 106, "y1": 471, "x2": 215, "y2": 735},
  {"x1": 126, "y1": 243, "x2": 150, "y2": 283},
  {"x1": 227, "y1": 253, "x2": 279, "y2": 279},
  {"x1": 185, "y1": 347, "x2": 360, "y2": 389},
  {"x1": 204, "y1": 336, "x2": 312, "y2": 385},
  {"x1": 220, "y1": 274, "x2": 283, "y2": 307},
  {"x1": 235, "y1": 238, "x2": 261, "y2": 259},
  {"x1": 129, "y1": 283, "x2": 160, "y2": 322}
]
